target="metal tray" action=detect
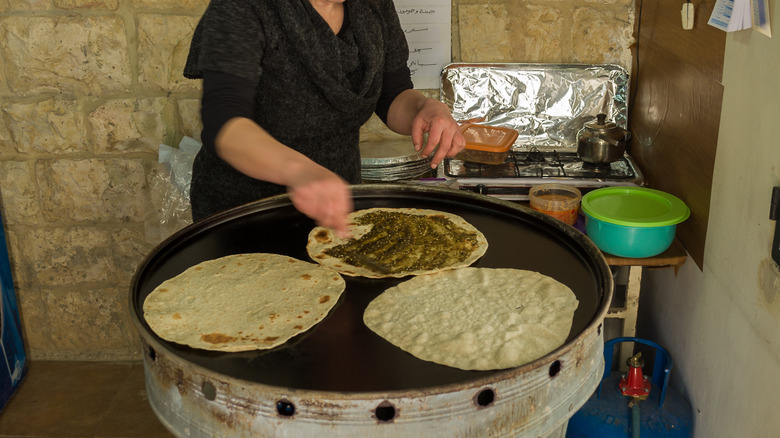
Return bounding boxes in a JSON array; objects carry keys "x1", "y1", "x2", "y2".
[{"x1": 130, "y1": 184, "x2": 611, "y2": 392}]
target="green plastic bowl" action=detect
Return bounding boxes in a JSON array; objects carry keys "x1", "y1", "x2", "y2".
[{"x1": 581, "y1": 187, "x2": 690, "y2": 258}]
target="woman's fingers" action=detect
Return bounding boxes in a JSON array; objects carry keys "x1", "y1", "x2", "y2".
[{"x1": 288, "y1": 168, "x2": 353, "y2": 238}]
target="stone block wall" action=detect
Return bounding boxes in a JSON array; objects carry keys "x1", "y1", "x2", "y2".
[{"x1": 0, "y1": 0, "x2": 634, "y2": 360}]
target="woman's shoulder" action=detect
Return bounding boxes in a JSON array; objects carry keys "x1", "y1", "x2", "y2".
[
  {"x1": 201, "y1": 0, "x2": 279, "y2": 20},
  {"x1": 362, "y1": 0, "x2": 398, "y2": 16}
]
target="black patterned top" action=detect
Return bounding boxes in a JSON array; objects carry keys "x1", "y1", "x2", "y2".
[{"x1": 183, "y1": 0, "x2": 413, "y2": 220}]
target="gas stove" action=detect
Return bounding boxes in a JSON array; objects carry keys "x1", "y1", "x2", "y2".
[
  {"x1": 426, "y1": 62, "x2": 643, "y2": 200},
  {"x1": 442, "y1": 148, "x2": 645, "y2": 201}
]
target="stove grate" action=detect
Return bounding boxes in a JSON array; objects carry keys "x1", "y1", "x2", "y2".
[{"x1": 445, "y1": 148, "x2": 637, "y2": 181}]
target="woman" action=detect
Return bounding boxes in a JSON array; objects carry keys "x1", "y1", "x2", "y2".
[{"x1": 183, "y1": 0, "x2": 464, "y2": 237}]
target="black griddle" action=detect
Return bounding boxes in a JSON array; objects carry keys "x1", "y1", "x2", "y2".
[{"x1": 130, "y1": 184, "x2": 610, "y2": 393}]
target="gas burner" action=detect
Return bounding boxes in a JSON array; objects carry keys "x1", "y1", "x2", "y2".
[
  {"x1": 522, "y1": 147, "x2": 554, "y2": 164},
  {"x1": 580, "y1": 161, "x2": 615, "y2": 173}
]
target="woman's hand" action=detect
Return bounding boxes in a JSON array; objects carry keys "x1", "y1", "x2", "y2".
[
  {"x1": 385, "y1": 89, "x2": 465, "y2": 168},
  {"x1": 286, "y1": 162, "x2": 353, "y2": 239},
  {"x1": 410, "y1": 98, "x2": 465, "y2": 168}
]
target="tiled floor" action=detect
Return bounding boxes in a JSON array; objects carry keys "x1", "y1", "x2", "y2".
[{"x1": 0, "y1": 361, "x2": 174, "y2": 437}]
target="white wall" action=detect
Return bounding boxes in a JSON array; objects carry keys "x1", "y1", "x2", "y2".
[{"x1": 639, "y1": 5, "x2": 780, "y2": 438}]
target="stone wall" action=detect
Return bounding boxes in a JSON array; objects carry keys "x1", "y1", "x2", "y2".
[{"x1": 0, "y1": 0, "x2": 634, "y2": 360}]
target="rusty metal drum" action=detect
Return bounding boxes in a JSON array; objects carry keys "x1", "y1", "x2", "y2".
[{"x1": 130, "y1": 184, "x2": 613, "y2": 437}]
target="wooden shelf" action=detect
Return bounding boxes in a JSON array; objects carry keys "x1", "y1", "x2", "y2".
[
  {"x1": 602, "y1": 237, "x2": 688, "y2": 272},
  {"x1": 601, "y1": 238, "x2": 687, "y2": 368}
]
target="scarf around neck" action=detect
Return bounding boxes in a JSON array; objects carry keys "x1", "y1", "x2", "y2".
[{"x1": 273, "y1": 0, "x2": 384, "y2": 117}]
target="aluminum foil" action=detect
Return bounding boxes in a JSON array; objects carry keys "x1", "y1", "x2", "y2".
[{"x1": 440, "y1": 63, "x2": 629, "y2": 151}]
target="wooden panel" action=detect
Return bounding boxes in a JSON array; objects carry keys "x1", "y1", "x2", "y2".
[
  {"x1": 603, "y1": 238, "x2": 688, "y2": 274},
  {"x1": 628, "y1": 0, "x2": 726, "y2": 269}
]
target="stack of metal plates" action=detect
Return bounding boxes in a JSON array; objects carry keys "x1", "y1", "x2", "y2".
[{"x1": 359, "y1": 139, "x2": 434, "y2": 182}]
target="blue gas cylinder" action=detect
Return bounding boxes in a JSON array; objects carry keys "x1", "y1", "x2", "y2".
[{"x1": 566, "y1": 337, "x2": 693, "y2": 438}]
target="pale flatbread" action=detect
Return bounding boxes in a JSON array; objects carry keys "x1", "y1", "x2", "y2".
[
  {"x1": 143, "y1": 253, "x2": 345, "y2": 352},
  {"x1": 306, "y1": 207, "x2": 488, "y2": 278},
  {"x1": 363, "y1": 267, "x2": 578, "y2": 370}
]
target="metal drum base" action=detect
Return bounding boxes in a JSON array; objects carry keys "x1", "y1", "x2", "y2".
[{"x1": 142, "y1": 327, "x2": 602, "y2": 438}]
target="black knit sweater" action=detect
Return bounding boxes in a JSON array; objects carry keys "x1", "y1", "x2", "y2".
[{"x1": 183, "y1": 0, "x2": 413, "y2": 220}]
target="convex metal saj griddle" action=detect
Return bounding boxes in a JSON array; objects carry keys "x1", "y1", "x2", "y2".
[{"x1": 129, "y1": 184, "x2": 613, "y2": 438}]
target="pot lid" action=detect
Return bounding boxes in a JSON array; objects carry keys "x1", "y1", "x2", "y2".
[
  {"x1": 584, "y1": 113, "x2": 616, "y2": 130},
  {"x1": 581, "y1": 187, "x2": 690, "y2": 227}
]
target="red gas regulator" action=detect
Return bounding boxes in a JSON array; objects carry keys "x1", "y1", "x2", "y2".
[{"x1": 619, "y1": 352, "x2": 652, "y2": 405}]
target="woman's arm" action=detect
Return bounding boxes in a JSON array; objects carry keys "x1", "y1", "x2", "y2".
[
  {"x1": 215, "y1": 117, "x2": 353, "y2": 238},
  {"x1": 199, "y1": 69, "x2": 352, "y2": 237}
]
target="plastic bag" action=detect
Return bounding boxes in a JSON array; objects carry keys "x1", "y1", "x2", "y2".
[{"x1": 145, "y1": 137, "x2": 201, "y2": 244}]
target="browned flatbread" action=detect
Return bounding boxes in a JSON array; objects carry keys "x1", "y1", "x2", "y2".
[
  {"x1": 142, "y1": 253, "x2": 346, "y2": 352},
  {"x1": 306, "y1": 207, "x2": 488, "y2": 278}
]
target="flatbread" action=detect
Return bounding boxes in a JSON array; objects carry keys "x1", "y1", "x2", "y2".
[
  {"x1": 363, "y1": 267, "x2": 579, "y2": 370},
  {"x1": 143, "y1": 253, "x2": 345, "y2": 352},
  {"x1": 306, "y1": 207, "x2": 488, "y2": 278}
]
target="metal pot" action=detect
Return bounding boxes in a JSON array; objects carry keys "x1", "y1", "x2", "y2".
[{"x1": 576, "y1": 114, "x2": 631, "y2": 164}]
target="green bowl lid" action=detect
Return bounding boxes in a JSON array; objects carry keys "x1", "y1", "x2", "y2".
[{"x1": 581, "y1": 187, "x2": 690, "y2": 227}]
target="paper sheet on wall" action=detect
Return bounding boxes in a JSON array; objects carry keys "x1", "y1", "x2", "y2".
[
  {"x1": 752, "y1": 0, "x2": 772, "y2": 37},
  {"x1": 395, "y1": 0, "x2": 452, "y2": 89},
  {"x1": 708, "y1": 0, "x2": 772, "y2": 37},
  {"x1": 708, "y1": 0, "x2": 751, "y2": 31}
]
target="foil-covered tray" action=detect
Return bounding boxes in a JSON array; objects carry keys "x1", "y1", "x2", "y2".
[{"x1": 440, "y1": 63, "x2": 629, "y2": 151}]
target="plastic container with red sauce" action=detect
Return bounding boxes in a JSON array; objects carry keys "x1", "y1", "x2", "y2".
[
  {"x1": 529, "y1": 184, "x2": 582, "y2": 226},
  {"x1": 456, "y1": 123, "x2": 519, "y2": 165}
]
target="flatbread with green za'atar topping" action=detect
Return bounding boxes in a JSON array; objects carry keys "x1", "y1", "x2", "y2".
[
  {"x1": 363, "y1": 267, "x2": 579, "y2": 370},
  {"x1": 306, "y1": 207, "x2": 488, "y2": 278},
  {"x1": 142, "y1": 253, "x2": 345, "y2": 352}
]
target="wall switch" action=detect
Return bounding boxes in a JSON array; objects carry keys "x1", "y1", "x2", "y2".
[
  {"x1": 773, "y1": 219, "x2": 780, "y2": 265},
  {"x1": 772, "y1": 187, "x2": 780, "y2": 265},
  {"x1": 771, "y1": 187, "x2": 780, "y2": 220},
  {"x1": 681, "y1": 3, "x2": 695, "y2": 30}
]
